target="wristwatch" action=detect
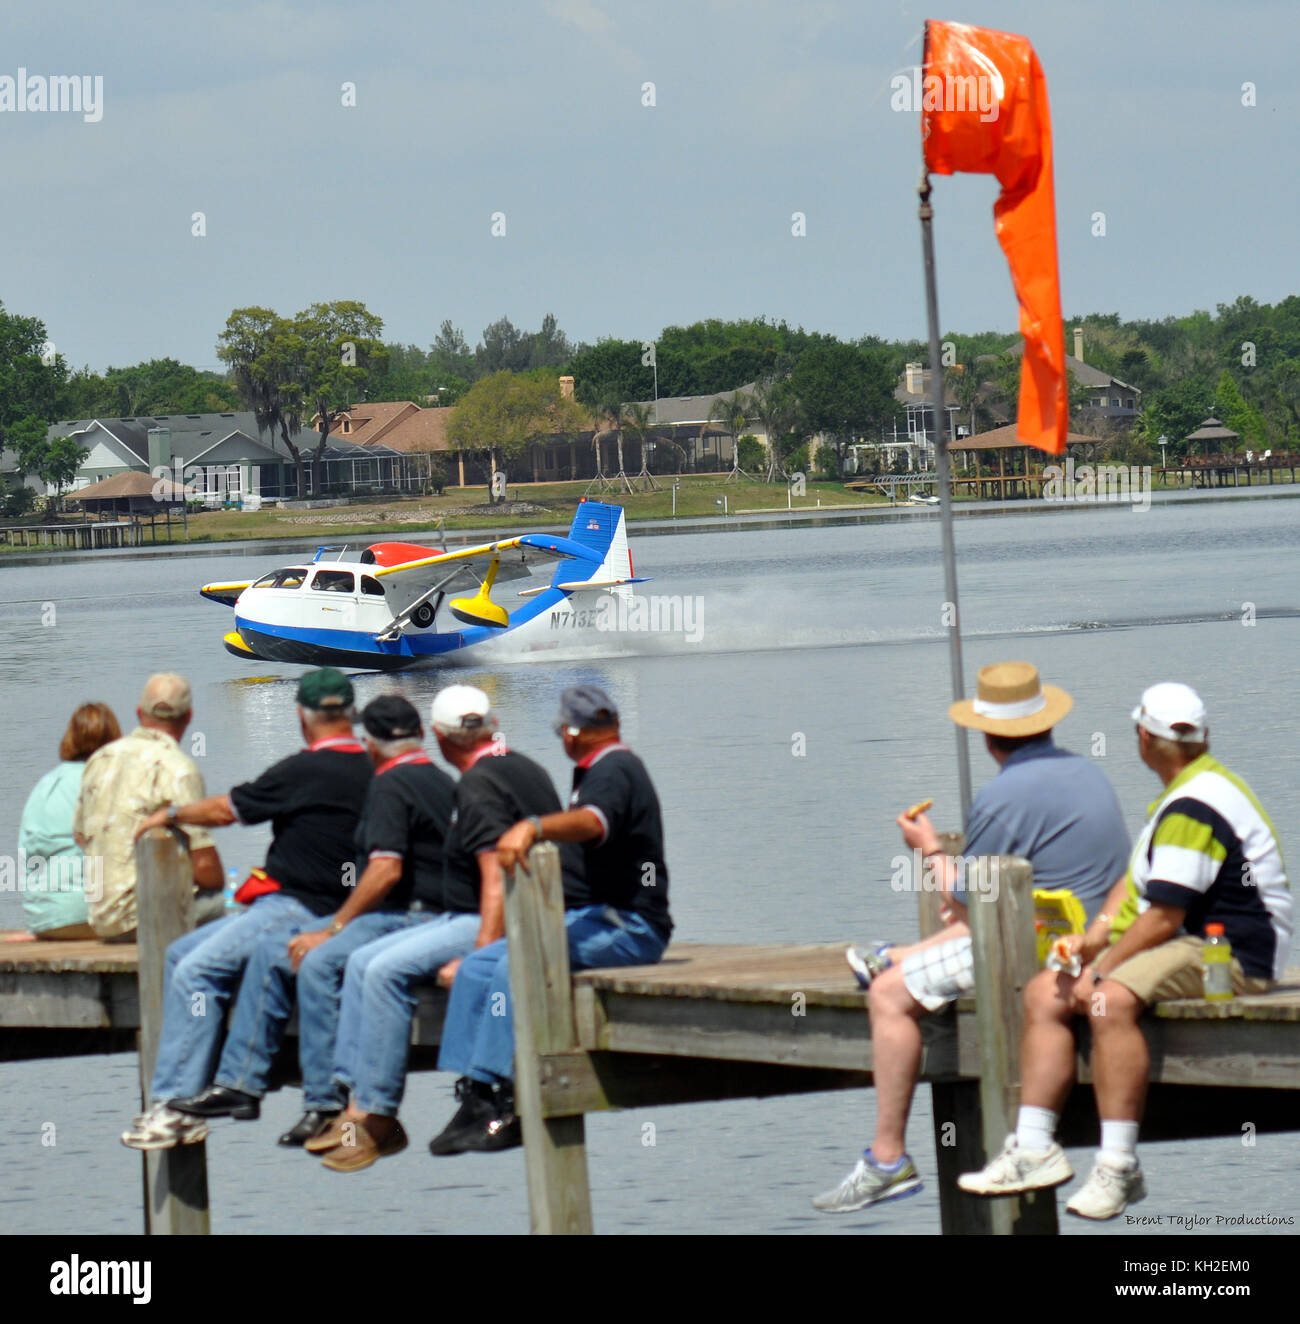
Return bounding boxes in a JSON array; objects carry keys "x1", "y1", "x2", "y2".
[
  {"x1": 166, "y1": 805, "x2": 180, "y2": 826},
  {"x1": 527, "y1": 815, "x2": 545, "y2": 843}
]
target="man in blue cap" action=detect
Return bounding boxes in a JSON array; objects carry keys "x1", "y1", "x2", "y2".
[
  {"x1": 122, "y1": 667, "x2": 372, "y2": 1151},
  {"x1": 429, "y1": 683, "x2": 673, "y2": 1156}
]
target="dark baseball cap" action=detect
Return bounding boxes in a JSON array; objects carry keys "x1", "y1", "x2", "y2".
[
  {"x1": 362, "y1": 694, "x2": 423, "y2": 741},
  {"x1": 554, "y1": 684, "x2": 619, "y2": 732},
  {"x1": 296, "y1": 667, "x2": 355, "y2": 711}
]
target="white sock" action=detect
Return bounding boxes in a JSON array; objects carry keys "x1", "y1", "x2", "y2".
[
  {"x1": 1099, "y1": 1119, "x2": 1139, "y2": 1168},
  {"x1": 1015, "y1": 1105, "x2": 1058, "y2": 1153}
]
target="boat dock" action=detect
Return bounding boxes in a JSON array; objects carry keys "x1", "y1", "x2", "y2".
[{"x1": 3, "y1": 832, "x2": 1298, "y2": 1236}]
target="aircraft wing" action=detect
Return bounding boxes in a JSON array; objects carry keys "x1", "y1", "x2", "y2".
[
  {"x1": 370, "y1": 533, "x2": 600, "y2": 593},
  {"x1": 200, "y1": 581, "x2": 252, "y2": 606}
]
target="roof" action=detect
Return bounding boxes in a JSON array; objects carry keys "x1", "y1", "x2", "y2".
[
  {"x1": 627, "y1": 383, "x2": 758, "y2": 428},
  {"x1": 949, "y1": 423, "x2": 1101, "y2": 451},
  {"x1": 48, "y1": 411, "x2": 320, "y2": 463},
  {"x1": 1006, "y1": 345, "x2": 1141, "y2": 394},
  {"x1": 323, "y1": 401, "x2": 420, "y2": 445},
  {"x1": 894, "y1": 367, "x2": 960, "y2": 408},
  {"x1": 70, "y1": 472, "x2": 196, "y2": 501},
  {"x1": 1185, "y1": 417, "x2": 1240, "y2": 443},
  {"x1": 359, "y1": 406, "x2": 453, "y2": 453}
]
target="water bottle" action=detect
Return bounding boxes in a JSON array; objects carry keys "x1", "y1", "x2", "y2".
[
  {"x1": 1202, "y1": 922, "x2": 1234, "y2": 1002},
  {"x1": 223, "y1": 867, "x2": 241, "y2": 912}
]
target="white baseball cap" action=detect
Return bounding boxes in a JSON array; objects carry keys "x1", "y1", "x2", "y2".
[
  {"x1": 1131, "y1": 682, "x2": 1207, "y2": 742},
  {"x1": 430, "y1": 684, "x2": 495, "y2": 737}
]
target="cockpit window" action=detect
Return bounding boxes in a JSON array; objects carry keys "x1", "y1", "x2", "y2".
[
  {"x1": 311, "y1": 569, "x2": 355, "y2": 593},
  {"x1": 252, "y1": 567, "x2": 309, "y2": 590},
  {"x1": 361, "y1": 575, "x2": 386, "y2": 597}
]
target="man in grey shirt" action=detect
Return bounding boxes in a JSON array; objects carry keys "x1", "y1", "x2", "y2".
[{"x1": 813, "y1": 662, "x2": 1130, "y2": 1214}]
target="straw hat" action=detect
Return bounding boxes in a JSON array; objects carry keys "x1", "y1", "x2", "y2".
[{"x1": 948, "y1": 661, "x2": 1072, "y2": 736}]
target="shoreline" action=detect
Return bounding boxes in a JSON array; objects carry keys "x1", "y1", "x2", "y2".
[{"x1": 0, "y1": 481, "x2": 1295, "y2": 570}]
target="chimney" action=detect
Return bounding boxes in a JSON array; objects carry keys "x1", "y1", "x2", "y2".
[
  {"x1": 905, "y1": 362, "x2": 923, "y2": 395},
  {"x1": 147, "y1": 426, "x2": 172, "y2": 473},
  {"x1": 1073, "y1": 327, "x2": 1084, "y2": 362},
  {"x1": 559, "y1": 375, "x2": 575, "y2": 399}
]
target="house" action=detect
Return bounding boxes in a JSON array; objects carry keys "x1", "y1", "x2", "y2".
[
  {"x1": 1005, "y1": 330, "x2": 1143, "y2": 423},
  {"x1": 44, "y1": 411, "x2": 416, "y2": 501}
]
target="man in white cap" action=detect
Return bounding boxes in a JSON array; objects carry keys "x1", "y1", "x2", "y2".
[
  {"x1": 429, "y1": 683, "x2": 671, "y2": 1157},
  {"x1": 814, "y1": 661, "x2": 1131, "y2": 1214},
  {"x1": 959, "y1": 681, "x2": 1290, "y2": 1219}
]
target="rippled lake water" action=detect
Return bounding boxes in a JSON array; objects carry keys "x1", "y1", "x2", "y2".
[{"x1": 1, "y1": 491, "x2": 1297, "y2": 1235}]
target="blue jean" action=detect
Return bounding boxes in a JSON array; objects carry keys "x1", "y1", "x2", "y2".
[
  {"x1": 437, "y1": 906, "x2": 667, "y2": 1086},
  {"x1": 149, "y1": 893, "x2": 317, "y2": 1101},
  {"x1": 333, "y1": 912, "x2": 481, "y2": 1116},
  {"x1": 215, "y1": 908, "x2": 424, "y2": 1104}
]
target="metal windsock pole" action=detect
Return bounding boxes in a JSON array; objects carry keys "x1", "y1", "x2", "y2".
[{"x1": 918, "y1": 169, "x2": 972, "y2": 822}]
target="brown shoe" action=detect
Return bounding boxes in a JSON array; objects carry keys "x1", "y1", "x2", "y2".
[
  {"x1": 304, "y1": 1113, "x2": 353, "y2": 1153},
  {"x1": 320, "y1": 1118, "x2": 408, "y2": 1172}
]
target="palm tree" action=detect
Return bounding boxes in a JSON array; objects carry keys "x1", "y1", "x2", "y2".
[
  {"x1": 620, "y1": 400, "x2": 661, "y2": 491},
  {"x1": 586, "y1": 390, "x2": 629, "y2": 495},
  {"x1": 748, "y1": 377, "x2": 800, "y2": 482},
  {"x1": 708, "y1": 390, "x2": 755, "y2": 482}
]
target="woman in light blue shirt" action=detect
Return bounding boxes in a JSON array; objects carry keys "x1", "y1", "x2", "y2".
[{"x1": 12, "y1": 703, "x2": 120, "y2": 940}]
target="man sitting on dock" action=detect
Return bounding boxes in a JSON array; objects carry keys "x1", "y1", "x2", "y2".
[
  {"x1": 74, "y1": 673, "x2": 226, "y2": 941},
  {"x1": 166, "y1": 693, "x2": 474, "y2": 1153},
  {"x1": 428, "y1": 684, "x2": 672, "y2": 1156},
  {"x1": 958, "y1": 683, "x2": 1291, "y2": 1219},
  {"x1": 813, "y1": 661, "x2": 1131, "y2": 1213},
  {"x1": 121, "y1": 667, "x2": 372, "y2": 1151}
]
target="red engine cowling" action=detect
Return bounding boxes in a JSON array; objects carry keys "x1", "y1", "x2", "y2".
[{"x1": 361, "y1": 542, "x2": 441, "y2": 568}]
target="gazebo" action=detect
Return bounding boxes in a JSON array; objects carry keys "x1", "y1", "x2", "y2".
[
  {"x1": 69, "y1": 472, "x2": 197, "y2": 542},
  {"x1": 948, "y1": 424, "x2": 1102, "y2": 499},
  {"x1": 1183, "y1": 417, "x2": 1239, "y2": 459}
]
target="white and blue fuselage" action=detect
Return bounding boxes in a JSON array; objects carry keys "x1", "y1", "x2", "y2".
[{"x1": 204, "y1": 501, "x2": 641, "y2": 671}]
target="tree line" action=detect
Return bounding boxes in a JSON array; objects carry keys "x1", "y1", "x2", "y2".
[{"x1": 3, "y1": 294, "x2": 1299, "y2": 510}]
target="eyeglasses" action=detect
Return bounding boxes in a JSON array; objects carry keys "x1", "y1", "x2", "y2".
[{"x1": 553, "y1": 722, "x2": 582, "y2": 737}]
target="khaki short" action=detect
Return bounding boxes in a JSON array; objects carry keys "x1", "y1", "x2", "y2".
[{"x1": 1106, "y1": 933, "x2": 1273, "y2": 1005}]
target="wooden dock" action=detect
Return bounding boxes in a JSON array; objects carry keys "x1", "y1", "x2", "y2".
[{"x1": 4, "y1": 881, "x2": 1299, "y2": 1234}]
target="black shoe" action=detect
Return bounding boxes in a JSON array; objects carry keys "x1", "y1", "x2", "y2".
[
  {"x1": 462, "y1": 1109, "x2": 523, "y2": 1153},
  {"x1": 278, "y1": 1109, "x2": 341, "y2": 1147},
  {"x1": 169, "y1": 1084, "x2": 260, "y2": 1120},
  {"x1": 428, "y1": 1077, "x2": 494, "y2": 1156}
]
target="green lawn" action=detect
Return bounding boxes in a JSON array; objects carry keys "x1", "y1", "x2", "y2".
[{"x1": 5, "y1": 476, "x2": 888, "y2": 550}]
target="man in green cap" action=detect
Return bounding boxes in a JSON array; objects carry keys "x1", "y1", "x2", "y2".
[{"x1": 122, "y1": 668, "x2": 373, "y2": 1151}]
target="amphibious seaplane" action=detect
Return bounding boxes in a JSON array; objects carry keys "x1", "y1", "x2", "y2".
[{"x1": 199, "y1": 500, "x2": 643, "y2": 670}]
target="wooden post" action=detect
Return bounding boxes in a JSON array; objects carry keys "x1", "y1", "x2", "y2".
[
  {"x1": 924, "y1": 830, "x2": 994, "y2": 1235},
  {"x1": 966, "y1": 853, "x2": 1057, "y2": 1234},
  {"x1": 504, "y1": 842, "x2": 594, "y2": 1234},
  {"x1": 135, "y1": 828, "x2": 210, "y2": 1235}
]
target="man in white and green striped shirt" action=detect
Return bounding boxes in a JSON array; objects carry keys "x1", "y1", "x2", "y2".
[{"x1": 959, "y1": 682, "x2": 1290, "y2": 1220}]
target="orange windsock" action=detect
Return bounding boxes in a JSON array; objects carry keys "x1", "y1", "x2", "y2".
[{"x1": 922, "y1": 20, "x2": 1067, "y2": 454}]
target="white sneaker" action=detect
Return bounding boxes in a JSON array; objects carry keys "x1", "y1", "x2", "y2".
[
  {"x1": 958, "y1": 1134, "x2": 1073, "y2": 1195},
  {"x1": 121, "y1": 1103, "x2": 209, "y2": 1151},
  {"x1": 811, "y1": 1153, "x2": 923, "y2": 1213},
  {"x1": 1066, "y1": 1158, "x2": 1147, "y2": 1220}
]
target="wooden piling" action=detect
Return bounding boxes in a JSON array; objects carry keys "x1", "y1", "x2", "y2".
[
  {"x1": 504, "y1": 842, "x2": 594, "y2": 1234},
  {"x1": 135, "y1": 828, "x2": 210, "y2": 1236},
  {"x1": 966, "y1": 853, "x2": 1057, "y2": 1234},
  {"x1": 924, "y1": 831, "x2": 993, "y2": 1234}
]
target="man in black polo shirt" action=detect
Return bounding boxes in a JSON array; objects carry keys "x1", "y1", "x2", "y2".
[
  {"x1": 122, "y1": 668, "x2": 372, "y2": 1151},
  {"x1": 172, "y1": 694, "x2": 472, "y2": 1151},
  {"x1": 430, "y1": 683, "x2": 671, "y2": 1156},
  {"x1": 304, "y1": 684, "x2": 569, "y2": 1169}
]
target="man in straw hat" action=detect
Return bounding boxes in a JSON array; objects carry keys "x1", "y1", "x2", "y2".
[
  {"x1": 814, "y1": 661, "x2": 1130, "y2": 1214},
  {"x1": 959, "y1": 681, "x2": 1290, "y2": 1219}
]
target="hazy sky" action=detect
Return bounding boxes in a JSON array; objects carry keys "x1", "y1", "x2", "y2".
[{"x1": 4, "y1": 0, "x2": 1297, "y2": 373}]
